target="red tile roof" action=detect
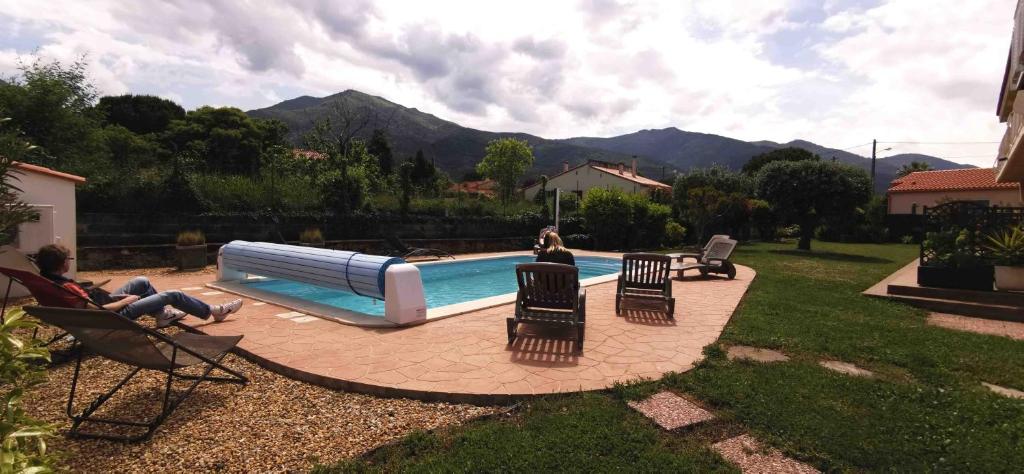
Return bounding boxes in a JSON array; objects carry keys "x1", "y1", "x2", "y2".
[
  {"x1": 449, "y1": 179, "x2": 497, "y2": 197},
  {"x1": 887, "y1": 168, "x2": 1019, "y2": 193},
  {"x1": 13, "y1": 162, "x2": 86, "y2": 184}
]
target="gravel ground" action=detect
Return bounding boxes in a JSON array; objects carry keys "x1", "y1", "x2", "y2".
[{"x1": 20, "y1": 324, "x2": 497, "y2": 473}]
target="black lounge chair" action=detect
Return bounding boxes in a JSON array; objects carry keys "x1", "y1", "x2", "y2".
[
  {"x1": 22, "y1": 305, "x2": 247, "y2": 442},
  {"x1": 672, "y1": 238, "x2": 738, "y2": 280},
  {"x1": 384, "y1": 234, "x2": 454, "y2": 260},
  {"x1": 508, "y1": 263, "x2": 586, "y2": 351},
  {"x1": 615, "y1": 253, "x2": 675, "y2": 319}
]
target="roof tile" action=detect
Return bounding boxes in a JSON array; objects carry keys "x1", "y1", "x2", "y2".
[{"x1": 887, "y1": 168, "x2": 1018, "y2": 193}]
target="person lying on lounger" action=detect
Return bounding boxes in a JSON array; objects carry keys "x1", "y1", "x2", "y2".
[
  {"x1": 35, "y1": 244, "x2": 242, "y2": 328},
  {"x1": 535, "y1": 232, "x2": 575, "y2": 266}
]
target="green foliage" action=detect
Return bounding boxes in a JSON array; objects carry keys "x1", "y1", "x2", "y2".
[
  {"x1": 895, "y1": 161, "x2": 933, "y2": 179},
  {"x1": 922, "y1": 228, "x2": 984, "y2": 268},
  {"x1": 476, "y1": 138, "x2": 535, "y2": 204},
  {"x1": 0, "y1": 119, "x2": 42, "y2": 246},
  {"x1": 189, "y1": 174, "x2": 323, "y2": 213},
  {"x1": 663, "y1": 220, "x2": 686, "y2": 247},
  {"x1": 742, "y1": 146, "x2": 819, "y2": 174},
  {"x1": 164, "y1": 106, "x2": 283, "y2": 175},
  {"x1": 756, "y1": 160, "x2": 871, "y2": 251},
  {"x1": 95, "y1": 94, "x2": 185, "y2": 135},
  {"x1": 558, "y1": 191, "x2": 580, "y2": 215},
  {"x1": 0, "y1": 55, "x2": 105, "y2": 173},
  {"x1": 984, "y1": 225, "x2": 1024, "y2": 266},
  {"x1": 397, "y1": 161, "x2": 413, "y2": 214},
  {"x1": 581, "y1": 188, "x2": 668, "y2": 250},
  {"x1": 0, "y1": 309, "x2": 55, "y2": 472},
  {"x1": 672, "y1": 165, "x2": 752, "y2": 206},
  {"x1": 175, "y1": 229, "x2": 205, "y2": 246},
  {"x1": 683, "y1": 186, "x2": 725, "y2": 244},
  {"x1": 748, "y1": 198, "x2": 776, "y2": 241},
  {"x1": 366, "y1": 129, "x2": 393, "y2": 175}
]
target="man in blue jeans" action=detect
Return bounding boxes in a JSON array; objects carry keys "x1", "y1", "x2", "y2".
[{"x1": 36, "y1": 244, "x2": 242, "y2": 327}]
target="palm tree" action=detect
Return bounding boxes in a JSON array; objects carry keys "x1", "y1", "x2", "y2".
[
  {"x1": 896, "y1": 161, "x2": 933, "y2": 178},
  {"x1": 0, "y1": 118, "x2": 41, "y2": 245}
]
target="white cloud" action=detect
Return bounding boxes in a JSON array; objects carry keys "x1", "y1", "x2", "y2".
[{"x1": 0, "y1": 0, "x2": 1014, "y2": 166}]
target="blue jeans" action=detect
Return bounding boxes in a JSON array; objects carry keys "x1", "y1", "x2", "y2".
[{"x1": 113, "y1": 277, "x2": 211, "y2": 320}]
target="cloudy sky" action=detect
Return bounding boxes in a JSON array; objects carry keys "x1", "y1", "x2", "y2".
[{"x1": 0, "y1": 0, "x2": 1015, "y2": 166}]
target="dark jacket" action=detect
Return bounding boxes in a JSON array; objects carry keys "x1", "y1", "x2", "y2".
[{"x1": 536, "y1": 249, "x2": 576, "y2": 266}]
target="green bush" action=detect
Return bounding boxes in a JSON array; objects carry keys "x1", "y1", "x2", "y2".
[
  {"x1": 0, "y1": 309, "x2": 55, "y2": 472},
  {"x1": 664, "y1": 220, "x2": 686, "y2": 247},
  {"x1": 189, "y1": 174, "x2": 323, "y2": 213},
  {"x1": 581, "y1": 188, "x2": 670, "y2": 250}
]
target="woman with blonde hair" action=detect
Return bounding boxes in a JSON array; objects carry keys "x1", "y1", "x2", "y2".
[{"x1": 535, "y1": 232, "x2": 575, "y2": 266}]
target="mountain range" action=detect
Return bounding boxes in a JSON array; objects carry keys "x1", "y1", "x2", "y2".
[{"x1": 247, "y1": 90, "x2": 975, "y2": 191}]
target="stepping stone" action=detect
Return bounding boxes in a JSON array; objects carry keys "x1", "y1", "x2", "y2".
[
  {"x1": 180, "y1": 286, "x2": 202, "y2": 291},
  {"x1": 291, "y1": 316, "x2": 320, "y2": 323},
  {"x1": 201, "y1": 291, "x2": 223, "y2": 296},
  {"x1": 275, "y1": 311, "x2": 305, "y2": 319},
  {"x1": 982, "y1": 382, "x2": 1024, "y2": 399},
  {"x1": 727, "y1": 345, "x2": 789, "y2": 363},
  {"x1": 712, "y1": 434, "x2": 819, "y2": 474},
  {"x1": 252, "y1": 302, "x2": 267, "y2": 306},
  {"x1": 627, "y1": 391, "x2": 715, "y2": 430},
  {"x1": 819, "y1": 360, "x2": 873, "y2": 377}
]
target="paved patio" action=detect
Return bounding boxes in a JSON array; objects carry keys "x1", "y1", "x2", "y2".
[{"x1": 81, "y1": 252, "x2": 754, "y2": 404}]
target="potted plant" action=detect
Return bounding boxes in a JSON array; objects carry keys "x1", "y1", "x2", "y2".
[
  {"x1": 985, "y1": 225, "x2": 1024, "y2": 291},
  {"x1": 917, "y1": 228, "x2": 993, "y2": 291},
  {"x1": 175, "y1": 229, "x2": 207, "y2": 270},
  {"x1": 299, "y1": 227, "x2": 325, "y2": 248}
]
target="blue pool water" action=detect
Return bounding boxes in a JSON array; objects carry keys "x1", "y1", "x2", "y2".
[{"x1": 242, "y1": 255, "x2": 621, "y2": 316}]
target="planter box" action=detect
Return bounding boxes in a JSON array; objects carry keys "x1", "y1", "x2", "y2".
[
  {"x1": 994, "y1": 266, "x2": 1024, "y2": 292},
  {"x1": 176, "y1": 244, "x2": 207, "y2": 271},
  {"x1": 917, "y1": 265, "x2": 993, "y2": 291}
]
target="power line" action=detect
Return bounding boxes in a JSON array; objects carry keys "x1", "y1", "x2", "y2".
[
  {"x1": 880, "y1": 141, "x2": 999, "y2": 144},
  {"x1": 839, "y1": 142, "x2": 874, "y2": 151}
]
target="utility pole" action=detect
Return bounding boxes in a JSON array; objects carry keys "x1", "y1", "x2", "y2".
[{"x1": 870, "y1": 139, "x2": 877, "y2": 192}]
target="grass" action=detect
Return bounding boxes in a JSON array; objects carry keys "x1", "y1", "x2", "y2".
[{"x1": 317, "y1": 241, "x2": 1024, "y2": 472}]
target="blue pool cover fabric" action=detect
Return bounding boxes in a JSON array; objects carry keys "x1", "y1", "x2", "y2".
[{"x1": 220, "y1": 241, "x2": 404, "y2": 300}]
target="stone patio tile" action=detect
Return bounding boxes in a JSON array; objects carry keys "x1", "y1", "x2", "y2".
[
  {"x1": 928, "y1": 312, "x2": 1024, "y2": 341},
  {"x1": 982, "y1": 382, "x2": 1024, "y2": 399},
  {"x1": 712, "y1": 434, "x2": 819, "y2": 474},
  {"x1": 627, "y1": 391, "x2": 715, "y2": 430},
  {"x1": 81, "y1": 254, "x2": 755, "y2": 403},
  {"x1": 819, "y1": 360, "x2": 873, "y2": 377},
  {"x1": 727, "y1": 345, "x2": 790, "y2": 363}
]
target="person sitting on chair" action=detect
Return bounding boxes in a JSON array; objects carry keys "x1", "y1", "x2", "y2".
[
  {"x1": 535, "y1": 232, "x2": 575, "y2": 266},
  {"x1": 35, "y1": 244, "x2": 242, "y2": 328}
]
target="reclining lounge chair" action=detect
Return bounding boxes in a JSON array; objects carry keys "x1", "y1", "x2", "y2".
[
  {"x1": 507, "y1": 263, "x2": 586, "y2": 351},
  {"x1": 384, "y1": 234, "x2": 454, "y2": 260},
  {"x1": 615, "y1": 253, "x2": 675, "y2": 318},
  {"x1": 22, "y1": 305, "x2": 247, "y2": 442},
  {"x1": 671, "y1": 239, "x2": 738, "y2": 280},
  {"x1": 671, "y1": 234, "x2": 729, "y2": 262},
  {"x1": 0, "y1": 265, "x2": 109, "y2": 346}
]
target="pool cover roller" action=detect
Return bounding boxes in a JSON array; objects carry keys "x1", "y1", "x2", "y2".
[{"x1": 217, "y1": 241, "x2": 427, "y2": 325}]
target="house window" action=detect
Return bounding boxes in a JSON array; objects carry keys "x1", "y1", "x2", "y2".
[{"x1": 911, "y1": 203, "x2": 918, "y2": 215}]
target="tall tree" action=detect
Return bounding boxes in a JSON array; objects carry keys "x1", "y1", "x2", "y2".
[
  {"x1": 743, "y1": 147, "x2": 820, "y2": 174},
  {"x1": 367, "y1": 128, "x2": 393, "y2": 175},
  {"x1": 164, "y1": 106, "x2": 286, "y2": 175},
  {"x1": 895, "y1": 161, "x2": 933, "y2": 178},
  {"x1": 757, "y1": 160, "x2": 871, "y2": 251},
  {"x1": 0, "y1": 118, "x2": 44, "y2": 244},
  {"x1": 476, "y1": 138, "x2": 535, "y2": 205},
  {"x1": 95, "y1": 94, "x2": 185, "y2": 135}
]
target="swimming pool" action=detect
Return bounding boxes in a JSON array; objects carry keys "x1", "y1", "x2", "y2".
[{"x1": 240, "y1": 255, "x2": 621, "y2": 317}]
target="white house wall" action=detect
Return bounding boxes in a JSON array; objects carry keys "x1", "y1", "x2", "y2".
[
  {"x1": 16, "y1": 172, "x2": 78, "y2": 276},
  {"x1": 524, "y1": 166, "x2": 653, "y2": 199},
  {"x1": 888, "y1": 189, "x2": 1024, "y2": 214}
]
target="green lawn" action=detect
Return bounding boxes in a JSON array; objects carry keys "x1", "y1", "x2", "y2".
[{"x1": 318, "y1": 242, "x2": 1024, "y2": 473}]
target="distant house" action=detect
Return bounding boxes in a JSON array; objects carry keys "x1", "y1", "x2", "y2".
[
  {"x1": 449, "y1": 179, "x2": 497, "y2": 198},
  {"x1": 996, "y1": 0, "x2": 1024, "y2": 194},
  {"x1": 292, "y1": 149, "x2": 327, "y2": 160},
  {"x1": 886, "y1": 168, "x2": 1022, "y2": 214},
  {"x1": 522, "y1": 159, "x2": 671, "y2": 200}
]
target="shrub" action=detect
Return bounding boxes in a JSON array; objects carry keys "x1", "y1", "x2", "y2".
[
  {"x1": 901, "y1": 235, "x2": 915, "y2": 245},
  {"x1": 581, "y1": 188, "x2": 633, "y2": 250},
  {"x1": 0, "y1": 309, "x2": 55, "y2": 471},
  {"x1": 175, "y1": 229, "x2": 205, "y2": 246},
  {"x1": 190, "y1": 174, "x2": 322, "y2": 213},
  {"x1": 581, "y1": 188, "x2": 670, "y2": 250},
  {"x1": 562, "y1": 233, "x2": 595, "y2": 250},
  {"x1": 664, "y1": 220, "x2": 686, "y2": 247}
]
